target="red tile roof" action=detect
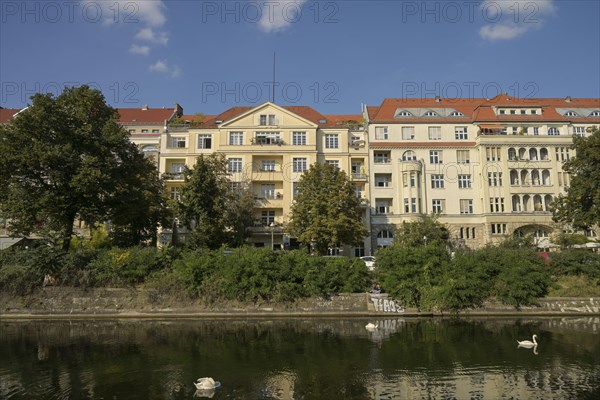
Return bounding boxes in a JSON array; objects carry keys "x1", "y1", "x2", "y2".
[
  {"x1": 116, "y1": 106, "x2": 179, "y2": 124},
  {"x1": 0, "y1": 108, "x2": 23, "y2": 123}
]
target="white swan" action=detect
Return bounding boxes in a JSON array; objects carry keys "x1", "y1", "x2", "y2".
[
  {"x1": 194, "y1": 377, "x2": 221, "y2": 390},
  {"x1": 517, "y1": 334, "x2": 538, "y2": 347},
  {"x1": 365, "y1": 323, "x2": 378, "y2": 330}
]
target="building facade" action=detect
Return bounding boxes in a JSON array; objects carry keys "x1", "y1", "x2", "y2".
[
  {"x1": 158, "y1": 102, "x2": 371, "y2": 255},
  {"x1": 364, "y1": 95, "x2": 600, "y2": 251}
]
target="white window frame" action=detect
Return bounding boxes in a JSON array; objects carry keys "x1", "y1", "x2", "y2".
[
  {"x1": 402, "y1": 126, "x2": 415, "y2": 140},
  {"x1": 375, "y1": 126, "x2": 388, "y2": 140},
  {"x1": 292, "y1": 131, "x2": 307, "y2": 145},
  {"x1": 228, "y1": 158, "x2": 243, "y2": 173},
  {"x1": 293, "y1": 158, "x2": 307, "y2": 173},
  {"x1": 431, "y1": 174, "x2": 444, "y2": 189},
  {"x1": 197, "y1": 134, "x2": 212, "y2": 149},
  {"x1": 429, "y1": 150, "x2": 442, "y2": 164},
  {"x1": 458, "y1": 174, "x2": 472, "y2": 189},
  {"x1": 171, "y1": 137, "x2": 186, "y2": 148},
  {"x1": 460, "y1": 199, "x2": 473, "y2": 214},
  {"x1": 455, "y1": 127, "x2": 468, "y2": 140},
  {"x1": 229, "y1": 131, "x2": 244, "y2": 145},
  {"x1": 325, "y1": 134, "x2": 339, "y2": 149},
  {"x1": 428, "y1": 126, "x2": 441, "y2": 140}
]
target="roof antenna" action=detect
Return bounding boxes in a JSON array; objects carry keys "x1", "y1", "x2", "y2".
[{"x1": 272, "y1": 52, "x2": 276, "y2": 103}]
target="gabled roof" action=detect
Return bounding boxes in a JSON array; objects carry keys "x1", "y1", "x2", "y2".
[{"x1": 0, "y1": 108, "x2": 23, "y2": 123}]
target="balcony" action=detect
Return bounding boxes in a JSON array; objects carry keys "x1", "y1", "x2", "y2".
[
  {"x1": 373, "y1": 157, "x2": 391, "y2": 164},
  {"x1": 255, "y1": 193, "x2": 284, "y2": 207},
  {"x1": 251, "y1": 137, "x2": 284, "y2": 146},
  {"x1": 162, "y1": 172, "x2": 184, "y2": 181},
  {"x1": 351, "y1": 173, "x2": 368, "y2": 181}
]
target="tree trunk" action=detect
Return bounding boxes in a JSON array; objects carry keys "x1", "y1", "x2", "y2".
[{"x1": 61, "y1": 213, "x2": 76, "y2": 252}]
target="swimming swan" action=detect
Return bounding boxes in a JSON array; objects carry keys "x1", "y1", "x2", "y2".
[
  {"x1": 365, "y1": 323, "x2": 378, "y2": 330},
  {"x1": 517, "y1": 334, "x2": 538, "y2": 347},
  {"x1": 194, "y1": 377, "x2": 221, "y2": 390}
]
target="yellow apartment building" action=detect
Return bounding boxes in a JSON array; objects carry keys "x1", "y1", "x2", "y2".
[
  {"x1": 364, "y1": 95, "x2": 600, "y2": 251},
  {"x1": 158, "y1": 102, "x2": 371, "y2": 255}
]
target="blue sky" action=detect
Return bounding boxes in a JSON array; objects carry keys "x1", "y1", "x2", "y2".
[{"x1": 1, "y1": 0, "x2": 599, "y2": 115}]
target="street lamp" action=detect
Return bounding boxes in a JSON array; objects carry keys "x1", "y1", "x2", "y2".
[
  {"x1": 423, "y1": 235, "x2": 428, "y2": 246},
  {"x1": 270, "y1": 222, "x2": 275, "y2": 250}
]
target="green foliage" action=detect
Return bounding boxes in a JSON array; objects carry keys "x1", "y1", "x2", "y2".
[
  {"x1": 177, "y1": 154, "x2": 254, "y2": 249},
  {"x1": 87, "y1": 247, "x2": 163, "y2": 286},
  {"x1": 393, "y1": 216, "x2": 450, "y2": 248},
  {"x1": 290, "y1": 163, "x2": 368, "y2": 254},
  {"x1": 0, "y1": 86, "x2": 168, "y2": 250},
  {"x1": 551, "y1": 126, "x2": 600, "y2": 229},
  {"x1": 552, "y1": 233, "x2": 590, "y2": 249},
  {"x1": 548, "y1": 275, "x2": 600, "y2": 297},
  {"x1": 548, "y1": 249, "x2": 600, "y2": 279}
]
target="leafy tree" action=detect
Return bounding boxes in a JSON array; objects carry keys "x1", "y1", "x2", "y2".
[
  {"x1": 552, "y1": 232, "x2": 589, "y2": 249},
  {"x1": 0, "y1": 86, "x2": 166, "y2": 250},
  {"x1": 177, "y1": 154, "x2": 254, "y2": 249},
  {"x1": 393, "y1": 216, "x2": 450, "y2": 247},
  {"x1": 551, "y1": 126, "x2": 600, "y2": 228},
  {"x1": 289, "y1": 163, "x2": 368, "y2": 254}
]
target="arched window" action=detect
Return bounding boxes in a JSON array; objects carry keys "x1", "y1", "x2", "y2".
[
  {"x1": 510, "y1": 170, "x2": 519, "y2": 186},
  {"x1": 402, "y1": 150, "x2": 417, "y2": 161},
  {"x1": 518, "y1": 148, "x2": 527, "y2": 160},
  {"x1": 520, "y1": 170, "x2": 529, "y2": 185},
  {"x1": 544, "y1": 195, "x2": 553, "y2": 210},
  {"x1": 542, "y1": 170, "x2": 551, "y2": 186},
  {"x1": 450, "y1": 111, "x2": 464, "y2": 117},
  {"x1": 531, "y1": 170, "x2": 540, "y2": 186},
  {"x1": 423, "y1": 110, "x2": 438, "y2": 117},
  {"x1": 529, "y1": 148, "x2": 538, "y2": 161},
  {"x1": 533, "y1": 195, "x2": 543, "y2": 211},
  {"x1": 522, "y1": 195, "x2": 531, "y2": 212},
  {"x1": 565, "y1": 111, "x2": 577, "y2": 117},
  {"x1": 508, "y1": 148, "x2": 517, "y2": 161},
  {"x1": 512, "y1": 195, "x2": 521, "y2": 212},
  {"x1": 540, "y1": 148, "x2": 549, "y2": 160},
  {"x1": 396, "y1": 110, "x2": 413, "y2": 117}
]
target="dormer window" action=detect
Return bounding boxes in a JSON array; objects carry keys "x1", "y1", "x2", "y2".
[
  {"x1": 531, "y1": 110, "x2": 538, "y2": 115},
  {"x1": 396, "y1": 110, "x2": 413, "y2": 117},
  {"x1": 423, "y1": 111, "x2": 438, "y2": 117},
  {"x1": 591, "y1": 111, "x2": 600, "y2": 117},
  {"x1": 499, "y1": 110, "x2": 505, "y2": 115},
  {"x1": 510, "y1": 110, "x2": 516, "y2": 115},
  {"x1": 565, "y1": 111, "x2": 577, "y2": 117},
  {"x1": 450, "y1": 111, "x2": 464, "y2": 117}
]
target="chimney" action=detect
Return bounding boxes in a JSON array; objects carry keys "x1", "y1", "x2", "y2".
[
  {"x1": 435, "y1": 96, "x2": 441, "y2": 103},
  {"x1": 565, "y1": 96, "x2": 572, "y2": 103},
  {"x1": 142, "y1": 105, "x2": 148, "y2": 111}
]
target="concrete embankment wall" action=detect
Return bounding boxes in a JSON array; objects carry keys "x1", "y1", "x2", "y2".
[{"x1": 1, "y1": 288, "x2": 599, "y2": 318}]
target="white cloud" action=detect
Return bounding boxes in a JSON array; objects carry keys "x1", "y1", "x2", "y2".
[
  {"x1": 479, "y1": 0, "x2": 556, "y2": 41},
  {"x1": 149, "y1": 60, "x2": 180, "y2": 78},
  {"x1": 135, "y1": 27, "x2": 169, "y2": 45},
  {"x1": 258, "y1": 0, "x2": 308, "y2": 33},
  {"x1": 129, "y1": 44, "x2": 150, "y2": 56}
]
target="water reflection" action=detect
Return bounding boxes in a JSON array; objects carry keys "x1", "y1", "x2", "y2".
[{"x1": 0, "y1": 317, "x2": 598, "y2": 399}]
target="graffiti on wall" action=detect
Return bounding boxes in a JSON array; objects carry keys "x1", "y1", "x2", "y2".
[{"x1": 370, "y1": 296, "x2": 405, "y2": 313}]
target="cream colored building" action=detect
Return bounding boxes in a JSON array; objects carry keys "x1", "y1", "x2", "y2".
[
  {"x1": 364, "y1": 95, "x2": 600, "y2": 250},
  {"x1": 158, "y1": 102, "x2": 371, "y2": 255}
]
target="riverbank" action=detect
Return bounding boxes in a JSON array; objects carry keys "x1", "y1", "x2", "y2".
[{"x1": 1, "y1": 287, "x2": 599, "y2": 319}]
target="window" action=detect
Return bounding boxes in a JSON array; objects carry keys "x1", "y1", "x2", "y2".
[
  {"x1": 431, "y1": 174, "x2": 444, "y2": 189},
  {"x1": 499, "y1": 110, "x2": 505, "y2": 115},
  {"x1": 591, "y1": 111, "x2": 600, "y2": 117},
  {"x1": 450, "y1": 111, "x2": 464, "y2": 117},
  {"x1": 429, "y1": 150, "x2": 442, "y2": 164},
  {"x1": 141, "y1": 129, "x2": 148, "y2": 133},
  {"x1": 129, "y1": 129, "x2": 136, "y2": 133},
  {"x1": 491, "y1": 223, "x2": 507, "y2": 235},
  {"x1": 292, "y1": 182, "x2": 300, "y2": 198},
  {"x1": 259, "y1": 114, "x2": 277, "y2": 125},
  {"x1": 230, "y1": 182, "x2": 243, "y2": 193},
  {"x1": 293, "y1": 158, "x2": 307, "y2": 172},
  {"x1": 455, "y1": 127, "x2": 468, "y2": 140},
  {"x1": 261, "y1": 160, "x2": 276, "y2": 171},
  {"x1": 531, "y1": 110, "x2": 538, "y2": 115},
  {"x1": 533, "y1": 127, "x2": 539, "y2": 135},
  {"x1": 512, "y1": 127, "x2": 518, "y2": 135},
  {"x1": 520, "y1": 110, "x2": 527, "y2": 115},
  {"x1": 424, "y1": 110, "x2": 438, "y2": 117},
  {"x1": 555, "y1": 147, "x2": 570, "y2": 162},
  {"x1": 376, "y1": 199, "x2": 392, "y2": 214},
  {"x1": 565, "y1": 111, "x2": 577, "y2": 117},
  {"x1": 374, "y1": 151, "x2": 391, "y2": 164},
  {"x1": 375, "y1": 174, "x2": 392, "y2": 187},
  {"x1": 458, "y1": 174, "x2": 472, "y2": 189},
  {"x1": 171, "y1": 137, "x2": 186, "y2": 148},
  {"x1": 488, "y1": 172, "x2": 503, "y2": 186},
  {"x1": 377, "y1": 230, "x2": 394, "y2": 239},
  {"x1": 456, "y1": 150, "x2": 470, "y2": 164},
  {"x1": 460, "y1": 199, "x2": 473, "y2": 214},
  {"x1": 428, "y1": 126, "x2": 441, "y2": 140},
  {"x1": 573, "y1": 127, "x2": 586, "y2": 136},
  {"x1": 548, "y1": 127, "x2": 560, "y2": 136},
  {"x1": 403, "y1": 198, "x2": 418, "y2": 213},
  {"x1": 375, "y1": 126, "x2": 388, "y2": 140},
  {"x1": 197, "y1": 134, "x2": 212, "y2": 149},
  {"x1": 490, "y1": 197, "x2": 505, "y2": 213},
  {"x1": 432, "y1": 199, "x2": 445, "y2": 214},
  {"x1": 261, "y1": 184, "x2": 276, "y2": 199},
  {"x1": 403, "y1": 173, "x2": 417, "y2": 188},
  {"x1": 254, "y1": 132, "x2": 281, "y2": 145},
  {"x1": 486, "y1": 147, "x2": 501, "y2": 162},
  {"x1": 152, "y1": 129, "x2": 160, "y2": 133},
  {"x1": 396, "y1": 110, "x2": 412, "y2": 117},
  {"x1": 402, "y1": 150, "x2": 417, "y2": 161},
  {"x1": 169, "y1": 187, "x2": 181, "y2": 200},
  {"x1": 292, "y1": 131, "x2": 307, "y2": 145},
  {"x1": 325, "y1": 134, "x2": 339, "y2": 149},
  {"x1": 402, "y1": 126, "x2": 415, "y2": 140},
  {"x1": 459, "y1": 227, "x2": 476, "y2": 239},
  {"x1": 325, "y1": 160, "x2": 340, "y2": 170},
  {"x1": 229, "y1": 131, "x2": 243, "y2": 145},
  {"x1": 228, "y1": 158, "x2": 243, "y2": 172},
  {"x1": 171, "y1": 162, "x2": 185, "y2": 173},
  {"x1": 261, "y1": 210, "x2": 275, "y2": 225}
]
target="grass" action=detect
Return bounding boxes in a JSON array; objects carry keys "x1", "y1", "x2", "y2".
[{"x1": 548, "y1": 275, "x2": 600, "y2": 297}]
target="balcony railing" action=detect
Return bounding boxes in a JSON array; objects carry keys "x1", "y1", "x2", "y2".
[
  {"x1": 162, "y1": 172, "x2": 184, "y2": 180},
  {"x1": 351, "y1": 173, "x2": 368, "y2": 181},
  {"x1": 374, "y1": 157, "x2": 391, "y2": 164},
  {"x1": 252, "y1": 137, "x2": 284, "y2": 145}
]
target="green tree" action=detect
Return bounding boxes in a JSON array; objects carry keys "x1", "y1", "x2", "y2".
[
  {"x1": 0, "y1": 86, "x2": 166, "y2": 250},
  {"x1": 551, "y1": 126, "x2": 600, "y2": 228},
  {"x1": 289, "y1": 163, "x2": 368, "y2": 254},
  {"x1": 177, "y1": 154, "x2": 254, "y2": 249}
]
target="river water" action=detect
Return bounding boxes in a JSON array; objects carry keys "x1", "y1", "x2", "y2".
[{"x1": 1, "y1": 317, "x2": 598, "y2": 399}]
